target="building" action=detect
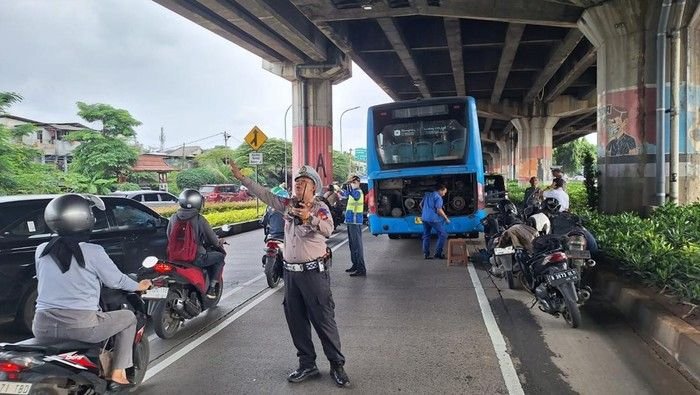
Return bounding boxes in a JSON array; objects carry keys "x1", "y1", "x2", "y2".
[
  {"x1": 131, "y1": 153, "x2": 176, "y2": 190},
  {"x1": 162, "y1": 145, "x2": 203, "y2": 169},
  {"x1": 0, "y1": 114, "x2": 91, "y2": 171}
]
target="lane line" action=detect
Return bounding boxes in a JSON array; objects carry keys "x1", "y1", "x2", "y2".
[
  {"x1": 467, "y1": 264, "x2": 524, "y2": 395},
  {"x1": 144, "y1": 231, "x2": 356, "y2": 380},
  {"x1": 143, "y1": 286, "x2": 283, "y2": 382}
]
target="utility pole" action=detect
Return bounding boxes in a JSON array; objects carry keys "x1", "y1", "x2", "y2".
[
  {"x1": 223, "y1": 131, "x2": 231, "y2": 164},
  {"x1": 159, "y1": 127, "x2": 165, "y2": 152}
]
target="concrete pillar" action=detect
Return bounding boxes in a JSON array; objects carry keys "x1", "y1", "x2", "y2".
[
  {"x1": 579, "y1": 0, "x2": 700, "y2": 212},
  {"x1": 496, "y1": 140, "x2": 510, "y2": 177},
  {"x1": 511, "y1": 117, "x2": 559, "y2": 183},
  {"x1": 263, "y1": 57, "x2": 351, "y2": 186}
]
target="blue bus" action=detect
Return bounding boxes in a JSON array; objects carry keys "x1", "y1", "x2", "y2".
[{"x1": 366, "y1": 97, "x2": 486, "y2": 238}]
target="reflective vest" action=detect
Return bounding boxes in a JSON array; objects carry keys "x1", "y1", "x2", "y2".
[{"x1": 345, "y1": 189, "x2": 364, "y2": 224}]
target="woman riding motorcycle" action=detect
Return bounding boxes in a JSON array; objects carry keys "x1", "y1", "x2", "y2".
[{"x1": 32, "y1": 194, "x2": 152, "y2": 391}]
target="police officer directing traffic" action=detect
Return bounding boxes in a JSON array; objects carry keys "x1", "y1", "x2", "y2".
[{"x1": 230, "y1": 161, "x2": 350, "y2": 387}]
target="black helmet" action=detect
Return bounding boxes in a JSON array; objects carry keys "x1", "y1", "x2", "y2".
[
  {"x1": 44, "y1": 194, "x2": 105, "y2": 235},
  {"x1": 543, "y1": 197, "x2": 561, "y2": 213},
  {"x1": 179, "y1": 189, "x2": 204, "y2": 210},
  {"x1": 497, "y1": 199, "x2": 517, "y2": 215}
]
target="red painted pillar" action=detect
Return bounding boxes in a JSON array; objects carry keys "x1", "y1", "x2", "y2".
[{"x1": 291, "y1": 78, "x2": 334, "y2": 186}]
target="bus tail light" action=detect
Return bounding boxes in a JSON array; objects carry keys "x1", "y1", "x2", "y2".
[
  {"x1": 477, "y1": 183, "x2": 485, "y2": 209},
  {"x1": 367, "y1": 188, "x2": 376, "y2": 214}
]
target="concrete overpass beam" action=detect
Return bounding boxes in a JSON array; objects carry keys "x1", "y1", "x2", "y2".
[
  {"x1": 444, "y1": 18, "x2": 466, "y2": 96},
  {"x1": 524, "y1": 29, "x2": 584, "y2": 103},
  {"x1": 579, "y1": 0, "x2": 700, "y2": 212},
  {"x1": 511, "y1": 116, "x2": 559, "y2": 183},
  {"x1": 376, "y1": 17, "x2": 431, "y2": 98}
]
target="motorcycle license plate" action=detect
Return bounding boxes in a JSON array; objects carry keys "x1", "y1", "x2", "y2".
[
  {"x1": 143, "y1": 287, "x2": 169, "y2": 300},
  {"x1": 546, "y1": 269, "x2": 579, "y2": 287},
  {"x1": 566, "y1": 250, "x2": 591, "y2": 259},
  {"x1": 494, "y1": 246, "x2": 515, "y2": 256},
  {"x1": 414, "y1": 217, "x2": 423, "y2": 224},
  {"x1": 0, "y1": 382, "x2": 32, "y2": 395}
]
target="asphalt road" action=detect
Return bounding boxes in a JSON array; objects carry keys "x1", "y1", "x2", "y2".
[{"x1": 1, "y1": 227, "x2": 697, "y2": 394}]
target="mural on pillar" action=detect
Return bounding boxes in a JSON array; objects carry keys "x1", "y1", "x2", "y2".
[{"x1": 604, "y1": 105, "x2": 638, "y2": 156}]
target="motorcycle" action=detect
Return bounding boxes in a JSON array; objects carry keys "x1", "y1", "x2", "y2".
[
  {"x1": 514, "y1": 235, "x2": 583, "y2": 328},
  {"x1": 138, "y1": 244, "x2": 227, "y2": 339},
  {"x1": 481, "y1": 198, "x2": 526, "y2": 289},
  {"x1": 0, "y1": 274, "x2": 150, "y2": 394},
  {"x1": 262, "y1": 235, "x2": 284, "y2": 288}
]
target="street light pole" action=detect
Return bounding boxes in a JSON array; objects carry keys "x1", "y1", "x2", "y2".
[
  {"x1": 339, "y1": 106, "x2": 360, "y2": 153},
  {"x1": 284, "y1": 104, "x2": 292, "y2": 187}
]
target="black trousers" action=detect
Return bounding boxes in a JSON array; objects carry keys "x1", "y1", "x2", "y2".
[
  {"x1": 196, "y1": 250, "x2": 225, "y2": 285},
  {"x1": 283, "y1": 269, "x2": 344, "y2": 368}
]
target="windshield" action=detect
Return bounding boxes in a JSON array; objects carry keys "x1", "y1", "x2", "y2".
[{"x1": 373, "y1": 103, "x2": 468, "y2": 169}]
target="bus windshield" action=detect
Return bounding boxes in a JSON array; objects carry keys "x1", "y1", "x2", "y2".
[{"x1": 373, "y1": 103, "x2": 467, "y2": 169}]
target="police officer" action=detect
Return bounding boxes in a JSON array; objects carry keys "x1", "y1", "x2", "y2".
[
  {"x1": 230, "y1": 162, "x2": 350, "y2": 387},
  {"x1": 341, "y1": 175, "x2": 366, "y2": 276}
]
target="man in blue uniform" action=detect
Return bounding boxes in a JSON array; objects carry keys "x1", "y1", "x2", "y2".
[{"x1": 420, "y1": 184, "x2": 451, "y2": 259}]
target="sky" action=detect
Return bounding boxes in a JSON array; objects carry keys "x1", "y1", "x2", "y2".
[
  {"x1": 0, "y1": 0, "x2": 594, "y2": 154},
  {"x1": 0, "y1": 0, "x2": 390, "y2": 153}
]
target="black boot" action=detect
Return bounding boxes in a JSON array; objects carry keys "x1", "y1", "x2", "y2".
[
  {"x1": 287, "y1": 365, "x2": 320, "y2": 383},
  {"x1": 206, "y1": 282, "x2": 218, "y2": 299},
  {"x1": 345, "y1": 266, "x2": 357, "y2": 273},
  {"x1": 330, "y1": 363, "x2": 350, "y2": 387}
]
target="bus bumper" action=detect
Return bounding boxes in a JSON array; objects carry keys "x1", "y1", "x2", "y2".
[{"x1": 368, "y1": 213, "x2": 485, "y2": 236}]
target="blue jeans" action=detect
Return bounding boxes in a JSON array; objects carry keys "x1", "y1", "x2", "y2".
[{"x1": 422, "y1": 221, "x2": 447, "y2": 257}]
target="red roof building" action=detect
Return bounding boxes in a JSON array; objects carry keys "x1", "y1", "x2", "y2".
[{"x1": 131, "y1": 154, "x2": 175, "y2": 185}]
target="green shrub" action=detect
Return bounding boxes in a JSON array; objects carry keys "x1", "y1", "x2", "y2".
[
  {"x1": 114, "y1": 182, "x2": 140, "y2": 192},
  {"x1": 581, "y1": 206, "x2": 700, "y2": 304},
  {"x1": 153, "y1": 200, "x2": 262, "y2": 218},
  {"x1": 204, "y1": 207, "x2": 264, "y2": 227},
  {"x1": 175, "y1": 167, "x2": 224, "y2": 190}
]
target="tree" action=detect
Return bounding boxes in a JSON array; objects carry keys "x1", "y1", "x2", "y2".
[
  {"x1": 553, "y1": 138, "x2": 596, "y2": 175},
  {"x1": 76, "y1": 102, "x2": 141, "y2": 138},
  {"x1": 332, "y1": 150, "x2": 353, "y2": 183},
  {"x1": 70, "y1": 102, "x2": 141, "y2": 180},
  {"x1": 176, "y1": 167, "x2": 225, "y2": 190},
  {"x1": 0, "y1": 92, "x2": 64, "y2": 195},
  {"x1": 231, "y1": 138, "x2": 291, "y2": 186}
]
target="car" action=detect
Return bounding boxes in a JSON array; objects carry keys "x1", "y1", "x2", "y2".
[
  {"x1": 0, "y1": 195, "x2": 169, "y2": 332},
  {"x1": 110, "y1": 190, "x2": 179, "y2": 208},
  {"x1": 199, "y1": 184, "x2": 249, "y2": 203}
]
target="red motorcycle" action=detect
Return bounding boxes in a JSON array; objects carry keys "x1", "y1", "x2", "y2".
[
  {"x1": 138, "y1": 248, "x2": 226, "y2": 339},
  {"x1": 263, "y1": 236, "x2": 284, "y2": 288}
]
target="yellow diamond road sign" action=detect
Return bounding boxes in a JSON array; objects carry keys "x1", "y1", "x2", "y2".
[{"x1": 245, "y1": 126, "x2": 267, "y2": 151}]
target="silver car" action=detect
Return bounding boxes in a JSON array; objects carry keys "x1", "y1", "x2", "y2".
[{"x1": 110, "y1": 190, "x2": 179, "y2": 208}]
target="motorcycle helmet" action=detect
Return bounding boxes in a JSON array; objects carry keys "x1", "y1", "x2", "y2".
[
  {"x1": 44, "y1": 194, "x2": 105, "y2": 235},
  {"x1": 543, "y1": 197, "x2": 561, "y2": 213},
  {"x1": 497, "y1": 199, "x2": 518, "y2": 216},
  {"x1": 179, "y1": 189, "x2": 204, "y2": 210}
]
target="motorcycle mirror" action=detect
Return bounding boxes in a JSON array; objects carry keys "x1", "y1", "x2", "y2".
[
  {"x1": 83, "y1": 194, "x2": 106, "y2": 211},
  {"x1": 142, "y1": 256, "x2": 158, "y2": 268},
  {"x1": 221, "y1": 224, "x2": 231, "y2": 232}
]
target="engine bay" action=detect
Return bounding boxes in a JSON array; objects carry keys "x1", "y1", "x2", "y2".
[{"x1": 374, "y1": 174, "x2": 477, "y2": 217}]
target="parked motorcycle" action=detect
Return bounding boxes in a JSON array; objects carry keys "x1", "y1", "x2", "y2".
[
  {"x1": 515, "y1": 235, "x2": 582, "y2": 328},
  {"x1": 138, "y1": 246, "x2": 226, "y2": 339},
  {"x1": 0, "y1": 275, "x2": 150, "y2": 394}
]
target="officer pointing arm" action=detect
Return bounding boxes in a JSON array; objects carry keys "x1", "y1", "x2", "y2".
[{"x1": 230, "y1": 162, "x2": 350, "y2": 387}]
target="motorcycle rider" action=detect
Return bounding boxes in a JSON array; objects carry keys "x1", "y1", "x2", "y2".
[
  {"x1": 261, "y1": 187, "x2": 288, "y2": 241},
  {"x1": 167, "y1": 189, "x2": 225, "y2": 299},
  {"x1": 542, "y1": 178, "x2": 570, "y2": 212},
  {"x1": 32, "y1": 194, "x2": 152, "y2": 391}
]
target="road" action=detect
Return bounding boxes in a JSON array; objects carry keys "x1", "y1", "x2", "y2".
[{"x1": 1, "y1": 227, "x2": 697, "y2": 394}]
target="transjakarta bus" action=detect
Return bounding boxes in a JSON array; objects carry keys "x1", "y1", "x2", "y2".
[{"x1": 366, "y1": 97, "x2": 486, "y2": 238}]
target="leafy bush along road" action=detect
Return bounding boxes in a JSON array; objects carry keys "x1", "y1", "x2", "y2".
[{"x1": 153, "y1": 201, "x2": 266, "y2": 227}]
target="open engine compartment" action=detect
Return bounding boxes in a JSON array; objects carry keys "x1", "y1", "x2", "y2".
[{"x1": 374, "y1": 174, "x2": 477, "y2": 218}]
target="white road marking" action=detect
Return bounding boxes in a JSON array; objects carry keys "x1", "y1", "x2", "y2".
[
  {"x1": 144, "y1": 231, "x2": 357, "y2": 380},
  {"x1": 467, "y1": 265, "x2": 524, "y2": 395}
]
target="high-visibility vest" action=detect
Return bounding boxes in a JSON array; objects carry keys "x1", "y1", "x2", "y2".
[{"x1": 345, "y1": 189, "x2": 364, "y2": 224}]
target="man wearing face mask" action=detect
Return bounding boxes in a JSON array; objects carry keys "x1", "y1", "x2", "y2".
[
  {"x1": 340, "y1": 175, "x2": 366, "y2": 277},
  {"x1": 230, "y1": 162, "x2": 350, "y2": 388}
]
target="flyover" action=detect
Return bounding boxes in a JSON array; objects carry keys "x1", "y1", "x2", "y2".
[{"x1": 153, "y1": 0, "x2": 700, "y2": 212}]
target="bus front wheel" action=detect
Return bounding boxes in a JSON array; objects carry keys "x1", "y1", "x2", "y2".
[{"x1": 388, "y1": 234, "x2": 400, "y2": 240}]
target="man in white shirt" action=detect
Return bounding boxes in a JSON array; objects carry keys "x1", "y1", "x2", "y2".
[{"x1": 542, "y1": 178, "x2": 569, "y2": 212}]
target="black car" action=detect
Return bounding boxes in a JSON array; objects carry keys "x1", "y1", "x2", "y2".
[{"x1": 0, "y1": 195, "x2": 169, "y2": 333}]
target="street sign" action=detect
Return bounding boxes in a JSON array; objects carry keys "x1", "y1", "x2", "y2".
[
  {"x1": 354, "y1": 148, "x2": 367, "y2": 162},
  {"x1": 244, "y1": 126, "x2": 268, "y2": 151},
  {"x1": 249, "y1": 152, "x2": 263, "y2": 165}
]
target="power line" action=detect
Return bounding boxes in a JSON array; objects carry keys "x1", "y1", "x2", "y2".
[{"x1": 162, "y1": 132, "x2": 226, "y2": 152}]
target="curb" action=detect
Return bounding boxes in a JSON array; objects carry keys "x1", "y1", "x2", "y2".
[
  {"x1": 213, "y1": 219, "x2": 262, "y2": 236},
  {"x1": 595, "y1": 271, "x2": 700, "y2": 383}
]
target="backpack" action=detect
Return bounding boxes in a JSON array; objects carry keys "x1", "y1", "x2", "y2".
[{"x1": 167, "y1": 219, "x2": 198, "y2": 263}]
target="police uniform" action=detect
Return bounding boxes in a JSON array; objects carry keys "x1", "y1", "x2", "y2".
[{"x1": 239, "y1": 168, "x2": 345, "y2": 372}]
